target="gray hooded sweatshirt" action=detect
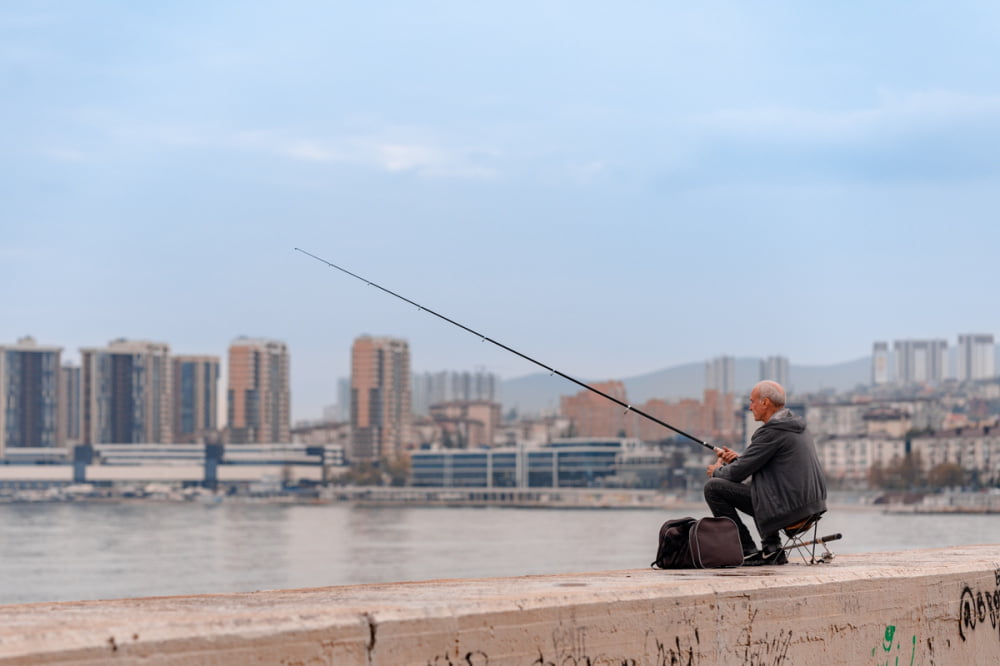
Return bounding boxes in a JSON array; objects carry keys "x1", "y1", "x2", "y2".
[{"x1": 712, "y1": 408, "x2": 828, "y2": 535}]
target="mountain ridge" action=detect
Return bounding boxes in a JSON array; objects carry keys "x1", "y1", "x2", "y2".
[{"x1": 499, "y1": 356, "x2": 871, "y2": 415}]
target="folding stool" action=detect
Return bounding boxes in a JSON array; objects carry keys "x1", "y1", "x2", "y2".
[{"x1": 780, "y1": 512, "x2": 841, "y2": 564}]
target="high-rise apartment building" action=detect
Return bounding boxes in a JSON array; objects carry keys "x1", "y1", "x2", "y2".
[
  {"x1": 336, "y1": 377, "x2": 351, "y2": 422},
  {"x1": 705, "y1": 356, "x2": 735, "y2": 394},
  {"x1": 871, "y1": 342, "x2": 890, "y2": 385},
  {"x1": 350, "y1": 336, "x2": 412, "y2": 462},
  {"x1": 60, "y1": 363, "x2": 82, "y2": 444},
  {"x1": 956, "y1": 334, "x2": 996, "y2": 381},
  {"x1": 893, "y1": 339, "x2": 948, "y2": 385},
  {"x1": 0, "y1": 337, "x2": 63, "y2": 456},
  {"x1": 759, "y1": 355, "x2": 789, "y2": 387},
  {"x1": 227, "y1": 337, "x2": 290, "y2": 444},
  {"x1": 173, "y1": 355, "x2": 221, "y2": 443},
  {"x1": 81, "y1": 339, "x2": 172, "y2": 444}
]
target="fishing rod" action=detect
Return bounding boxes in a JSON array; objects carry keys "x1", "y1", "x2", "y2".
[{"x1": 294, "y1": 247, "x2": 721, "y2": 454}]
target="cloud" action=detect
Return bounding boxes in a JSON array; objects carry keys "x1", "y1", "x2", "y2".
[
  {"x1": 234, "y1": 128, "x2": 499, "y2": 179},
  {"x1": 376, "y1": 142, "x2": 440, "y2": 172},
  {"x1": 282, "y1": 140, "x2": 338, "y2": 163},
  {"x1": 697, "y1": 89, "x2": 1000, "y2": 143}
]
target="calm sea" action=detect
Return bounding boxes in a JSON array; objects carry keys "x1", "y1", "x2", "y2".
[{"x1": 1, "y1": 500, "x2": 997, "y2": 605}]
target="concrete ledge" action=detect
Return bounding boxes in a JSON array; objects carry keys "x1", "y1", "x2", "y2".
[{"x1": 2, "y1": 545, "x2": 999, "y2": 664}]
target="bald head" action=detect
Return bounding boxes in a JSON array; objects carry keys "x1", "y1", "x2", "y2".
[
  {"x1": 754, "y1": 380, "x2": 786, "y2": 407},
  {"x1": 749, "y1": 380, "x2": 786, "y2": 423}
]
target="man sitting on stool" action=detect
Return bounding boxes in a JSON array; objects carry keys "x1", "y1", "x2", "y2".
[{"x1": 704, "y1": 380, "x2": 827, "y2": 566}]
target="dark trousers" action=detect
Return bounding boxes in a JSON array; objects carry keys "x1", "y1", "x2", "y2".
[{"x1": 703, "y1": 477, "x2": 779, "y2": 553}]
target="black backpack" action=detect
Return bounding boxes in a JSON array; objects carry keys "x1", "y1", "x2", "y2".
[{"x1": 651, "y1": 516, "x2": 744, "y2": 569}]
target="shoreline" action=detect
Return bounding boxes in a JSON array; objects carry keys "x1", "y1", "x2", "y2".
[{"x1": 0, "y1": 488, "x2": 889, "y2": 512}]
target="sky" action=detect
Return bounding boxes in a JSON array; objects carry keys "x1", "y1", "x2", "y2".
[{"x1": 4, "y1": 1, "x2": 1000, "y2": 422}]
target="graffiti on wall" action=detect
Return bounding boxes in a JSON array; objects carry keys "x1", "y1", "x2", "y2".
[
  {"x1": 958, "y1": 567, "x2": 1000, "y2": 643},
  {"x1": 641, "y1": 630, "x2": 700, "y2": 666},
  {"x1": 525, "y1": 625, "x2": 700, "y2": 666},
  {"x1": 870, "y1": 625, "x2": 918, "y2": 666},
  {"x1": 426, "y1": 651, "x2": 490, "y2": 666},
  {"x1": 736, "y1": 625, "x2": 792, "y2": 666}
]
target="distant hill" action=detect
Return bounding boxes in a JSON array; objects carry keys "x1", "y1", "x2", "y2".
[{"x1": 499, "y1": 356, "x2": 872, "y2": 416}]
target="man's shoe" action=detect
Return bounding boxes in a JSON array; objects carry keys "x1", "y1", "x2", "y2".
[
  {"x1": 743, "y1": 545, "x2": 788, "y2": 566},
  {"x1": 760, "y1": 544, "x2": 788, "y2": 565}
]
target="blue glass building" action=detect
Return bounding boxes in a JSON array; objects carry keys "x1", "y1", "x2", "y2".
[{"x1": 410, "y1": 438, "x2": 626, "y2": 488}]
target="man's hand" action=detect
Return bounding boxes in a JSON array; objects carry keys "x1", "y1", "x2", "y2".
[
  {"x1": 717, "y1": 446, "x2": 739, "y2": 464},
  {"x1": 707, "y1": 446, "x2": 739, "y2": 476}
]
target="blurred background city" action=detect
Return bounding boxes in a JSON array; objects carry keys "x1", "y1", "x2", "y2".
[{"x1": 2, "y1": 331, "x2": 998, "y2": 504}]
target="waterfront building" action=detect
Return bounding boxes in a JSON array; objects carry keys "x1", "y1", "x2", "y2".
[
  {"x1": 705, "y1": 355, "x2": 735, "y2": 394},
  {"x1": 350, "y1": 335, "x2": 412, "y2": 462},
  {"x1": 0, "y1": 337, "x2": 63, "y2": 456},
  {"x1": 871, "y1": 342, "x2": 890, "y2": 385},
  {"x1": 759, "y1": 355, "x2": 789, "y2": 387},
  {"x1": 59, "y1": 363, "x2": 82, "y2": 444},
  {"x1": 93, "y1": 442, "x2": 345, "y2": 468},
  {"x1": 815, "y1": 436, "x2": 882, "y2": 484},
  {"x1": 893, "y1": 339, "x2": 948, "y2": 385},
  {"x1": 816, "y1": 428, "x2": 1000, "y2": 486},
  {"x1": 227, "y1": 337, "x2": 290, "y2": 444},
  {"x1": 172, "y1": 355, "x2": 221, "y2": 443},
  {"x1": 81, "y1": 339, "x2": 172, "y2": 445},
  {"x1": 915, "y1": 429, "x2": 1000, "y2": 482},
  {"x1": 428, "y1": 400, "x2": 502, "y2": 449},
  {"x1": 0, "y1": 442, "x2": 347, "y2": 490},
  {"x1": 409, "y1": 437, "x2": 628, "y2": 488},
  {"x1": 559, "y1": 380, "x2": 628, "y2": 438},
  {"x1": 495, "y1": 415, "x2": 571, "y2": 448},
  {"x1": 956, "y1": 334, "x2": 996, "y2": 382}
]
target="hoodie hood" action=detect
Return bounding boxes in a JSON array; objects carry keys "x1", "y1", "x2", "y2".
[{"x1": 765, "y1": 408, "x2": 806, "y2": 433}]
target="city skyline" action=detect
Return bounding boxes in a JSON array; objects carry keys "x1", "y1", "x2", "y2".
[
  {"x1": 5, "y1": 330, "x2": 999, "y2": 426},
  {"x1": 6, "y1": 3, "x2": 1000, "y2": 421}
]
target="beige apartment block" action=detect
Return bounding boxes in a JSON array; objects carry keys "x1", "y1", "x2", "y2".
[
  {"x1": 227, "y1": 337, "x2": 290, "y2": 444},
  {"x1": 350, "y1": 336, "x2": 411, "y2": 462}
]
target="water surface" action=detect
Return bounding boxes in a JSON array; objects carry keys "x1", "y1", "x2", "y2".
[{"x1": 0, "y1": 501, "x2": 995, "y2": 605}]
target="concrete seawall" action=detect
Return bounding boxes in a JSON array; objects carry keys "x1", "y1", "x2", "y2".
[{"x1": 2, "y1": 545, "x2": 999, "y2": 665}]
